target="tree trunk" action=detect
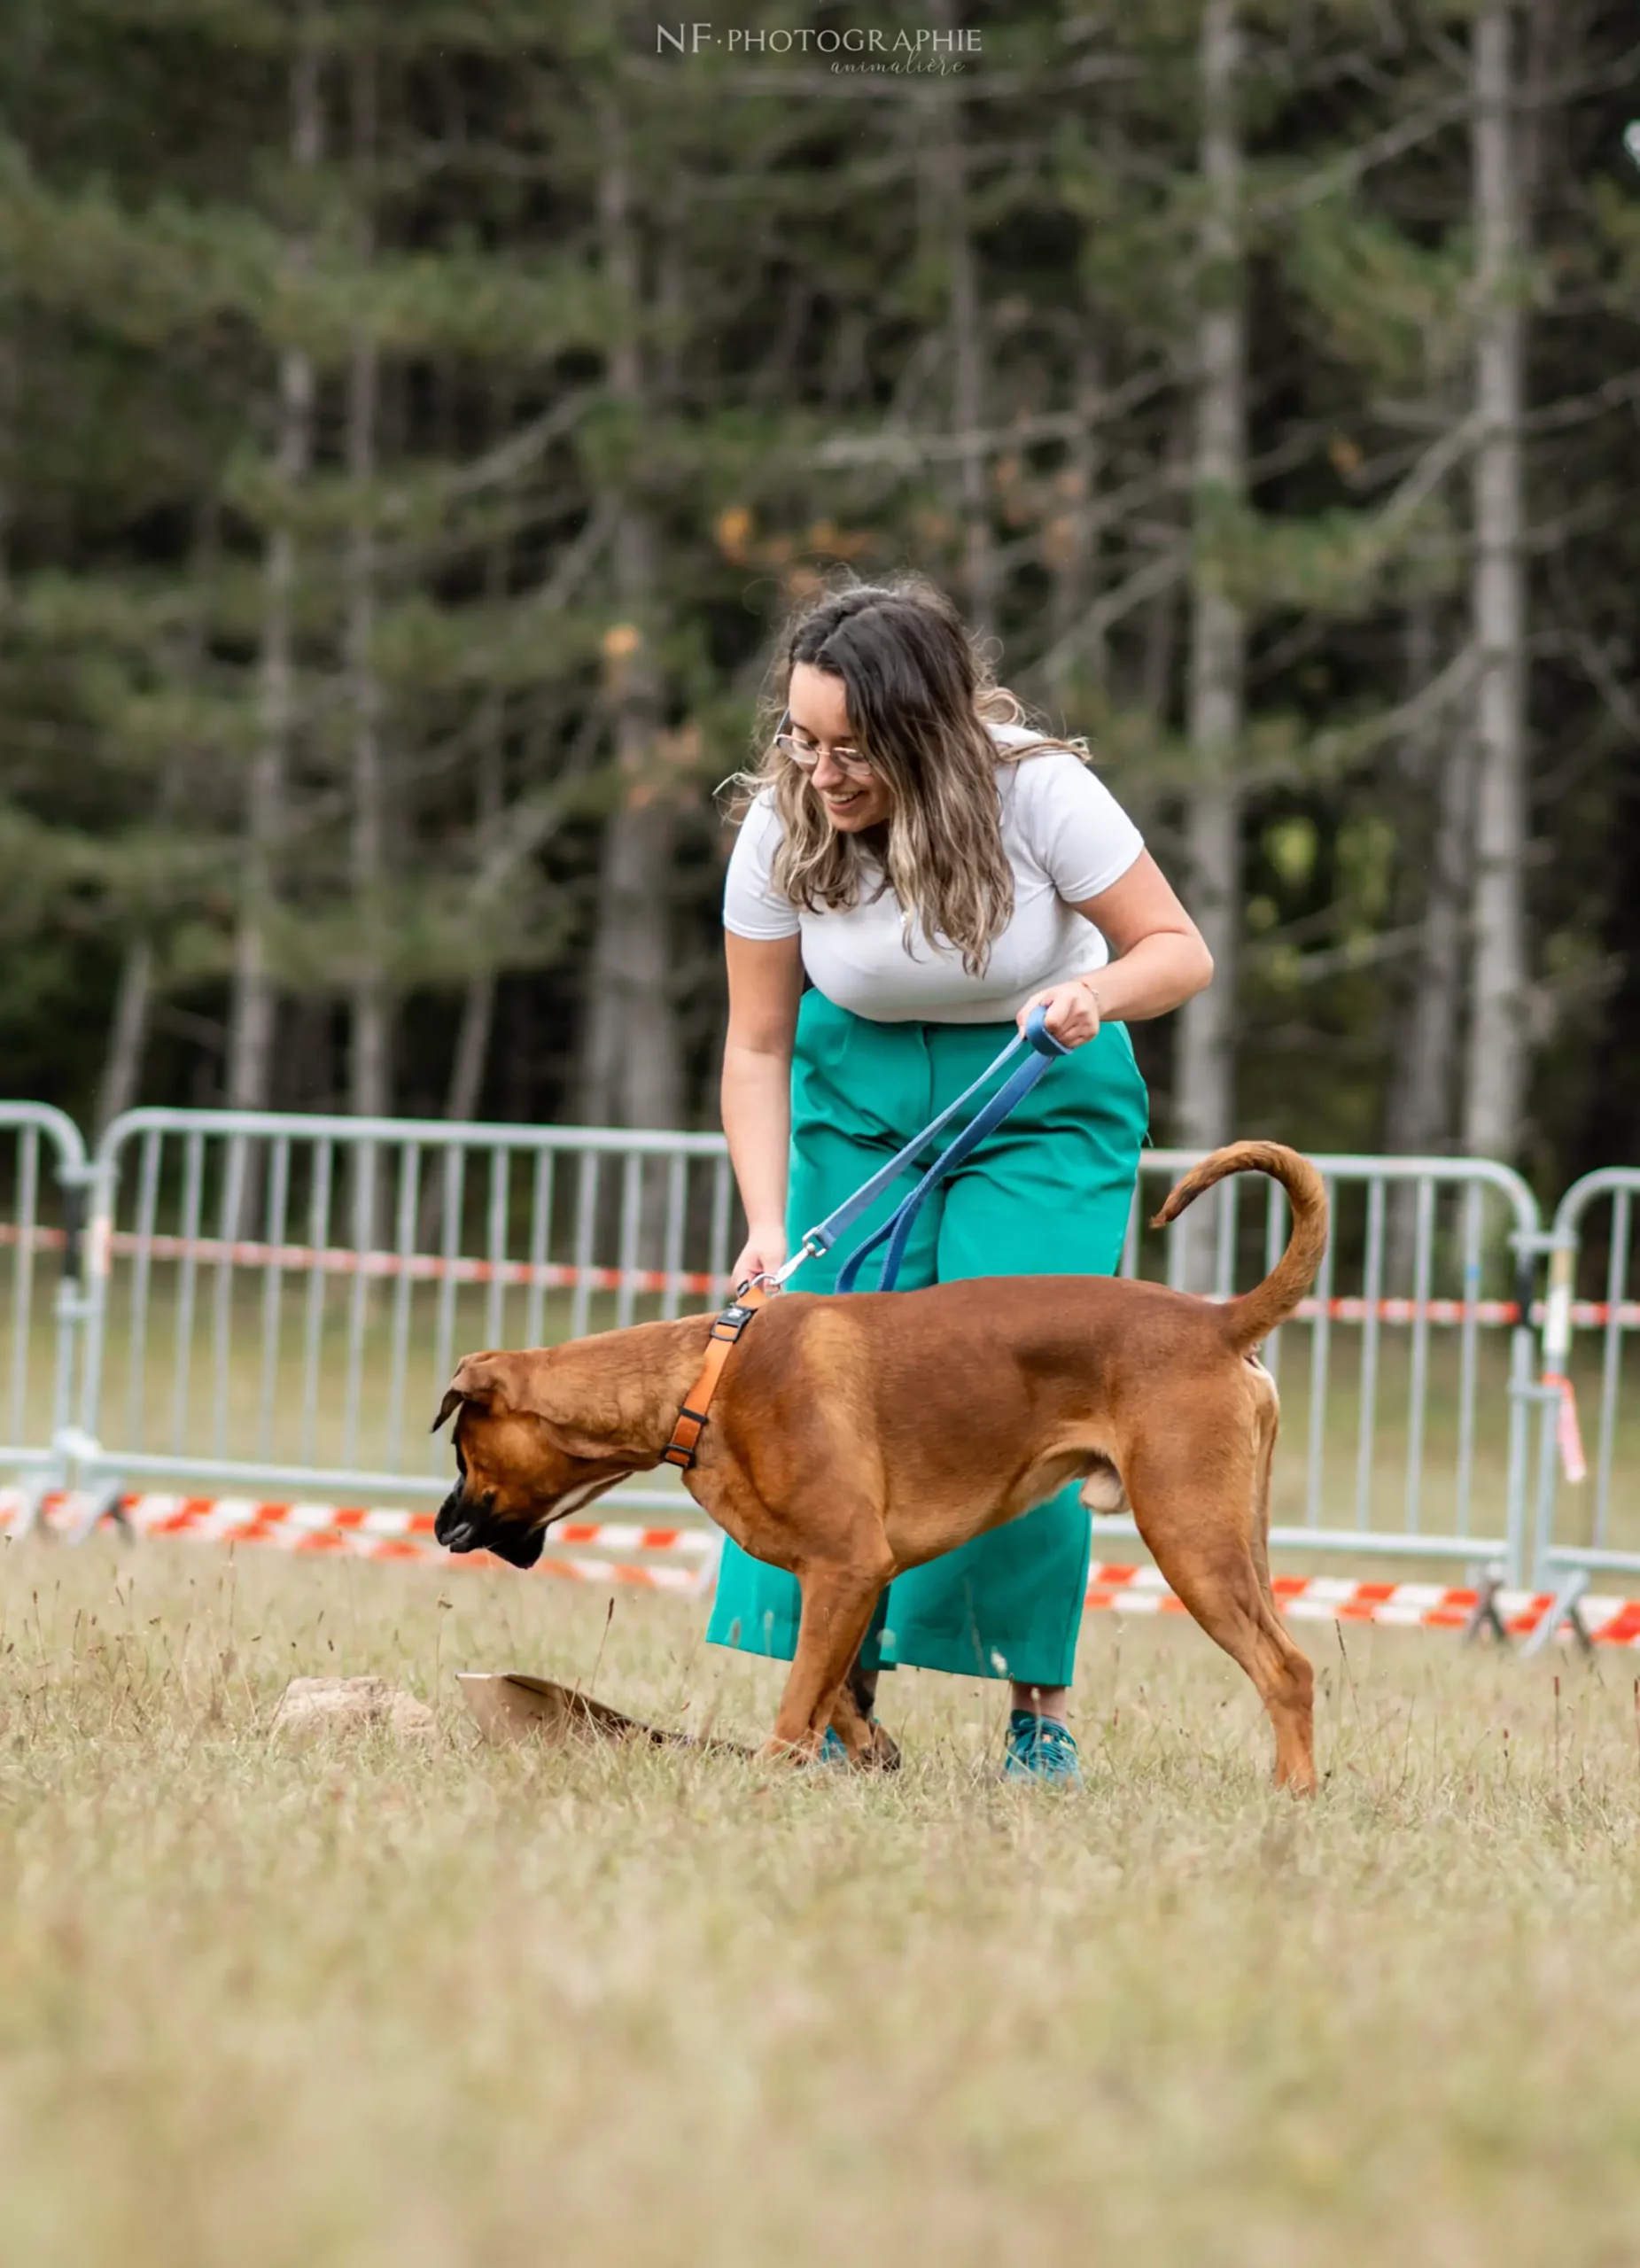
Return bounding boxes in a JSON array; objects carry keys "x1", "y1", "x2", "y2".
[
  {"x1": 1045, "y1": 335, "x2": 1104, "y2": 708},
  {"x1": 446, "y1": 975, "x2": 495, "y2": 1126},
  {"x1": 927, "y1": 0, "x2": 993, "y2": 635},
  {"x1": 1387, "y1": 617, "x2": 1474, "y2": 1150},
  {"x1": 1137, "y1": 407, "x2": 1191, "y2": 728},
  {"x1": 346, "y1": 49, "x2": 389, "y2": 1130},
  {"x1": 418, "y1": 675, "x2": 503, "y2": 1248},
  {"x1": 96, "y1": 937, "x2": 153, "y2": 1133},
  {"x1": 442, "y1": 698, "x2": 501, "y2": 1132},
  {"x1": 345, "y1": 46, "x2": 391, "y2": 1270},
  {"x1": 1462, "y1": 1, "x2": 1529, "y2": 1161},
  {"x1": 576, "y1": 98, "x2": 683, "y2": 1144},
  {"x1": 105, "y1": 502, "x2": 222, "y2": 1135},
  {"x1": 1384, "y1": 602, "x2": 1474, "y2": 1285},
  {"x1": 227, "y1": 16, "x2": 321, "y2": 1117},
  {"x1": 1174, "y1": 0, "x2": 1247, "y2": 1285},
  {"x1": 442, "y1": 522, "x2": 511, "y2": 1132},
  {"x1": 0, "y1": 331, "x2": 14, "y2": 607}
]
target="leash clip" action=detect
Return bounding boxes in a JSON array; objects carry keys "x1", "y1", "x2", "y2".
[{"x1": 766, "y1": 1231, "x2": 827, "y2": 1291}]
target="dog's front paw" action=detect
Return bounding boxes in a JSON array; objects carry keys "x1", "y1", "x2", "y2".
[{"x1": 757, "y1": 1733, "x2": 820, "y2": 1767}]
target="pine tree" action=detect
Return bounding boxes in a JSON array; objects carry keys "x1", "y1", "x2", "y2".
[{"x1": 1462, "y1": 0, "x2": 1531, "y2": 1161}]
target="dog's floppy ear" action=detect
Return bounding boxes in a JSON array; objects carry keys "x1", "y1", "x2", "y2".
[{"x1": 431, "y1": 1351, "x2": 506, "y2": 1434}]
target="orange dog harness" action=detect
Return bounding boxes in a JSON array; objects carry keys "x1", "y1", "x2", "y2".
[{"x1": 662, "y1": 1283, "x2": 769, "y2": 1470}]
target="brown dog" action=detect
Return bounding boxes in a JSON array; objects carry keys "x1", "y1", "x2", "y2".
[{"x1": 433, "y1": 1140, "x2": 1327, "y2": 1791}]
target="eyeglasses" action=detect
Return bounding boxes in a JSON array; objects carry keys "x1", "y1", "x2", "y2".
[{"x1": 773, "y1": 710, "x2": 874, "y2": 781}]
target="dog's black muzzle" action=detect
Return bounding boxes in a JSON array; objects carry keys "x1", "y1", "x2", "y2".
[{"x1": 434, "y1": 1487, "x2": 547, "y2": 1570}]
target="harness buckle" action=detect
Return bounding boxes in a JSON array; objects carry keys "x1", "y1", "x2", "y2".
[{"x1": 664, "y1": 1285, "x2": 770, "y2": 1472}]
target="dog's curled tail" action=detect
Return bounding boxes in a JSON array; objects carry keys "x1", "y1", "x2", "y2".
[{"x1": 1150, "y1": 1141, "x2": 1329, "y2": 1352}]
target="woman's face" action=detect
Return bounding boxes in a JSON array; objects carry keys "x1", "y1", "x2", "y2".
[{"x1": 786, "y1": 662, "x2": 893, "y2": 833}]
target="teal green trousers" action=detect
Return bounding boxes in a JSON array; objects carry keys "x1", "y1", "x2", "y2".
[{"x1": 704, "y1": 989, "x2": 1150, "y2": 1687}]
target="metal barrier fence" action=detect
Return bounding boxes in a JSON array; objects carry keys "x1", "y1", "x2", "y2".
[
  {"x1": 0, "y1": 1103, "x2": 96, "y2": 1512},
  {"x1": 1108, "y1": 1152, "x2": 1543, "y2": 1583},
  {"x1": 1528, "y1": 1169, "x2": 1640, "y2": 1620},
  {"x1": 0, "y1": 1101, "x2": 1566, "y2": 1587},
  {"x1": 74, "y1": 1107, "x2": 741, "y2": 1517}
]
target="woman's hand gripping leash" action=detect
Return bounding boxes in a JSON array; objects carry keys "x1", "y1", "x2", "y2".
[{"x1": 1017, "y1": 974, "x2": 1103, "y2": 1051}]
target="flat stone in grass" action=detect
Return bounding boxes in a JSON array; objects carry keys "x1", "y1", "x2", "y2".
[{"x1": 269, "y1": 1675, "x2": 437, "y2": 1744}]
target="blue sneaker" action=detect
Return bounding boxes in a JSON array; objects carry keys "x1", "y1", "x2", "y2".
[
  {"x1": 817, "y1": 1727, "x2": 850, "y2": 1766},
  {"x1": 1003, "y1": 1709, "x2": 1084, "y2": 1786}
]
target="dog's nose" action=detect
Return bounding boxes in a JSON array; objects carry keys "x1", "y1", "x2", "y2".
[{"x1": 435, "y1": 1492, "x2": 478, "y2": 1552}]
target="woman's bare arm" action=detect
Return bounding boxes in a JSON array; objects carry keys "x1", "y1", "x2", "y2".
[
  {"x1": 1018, "y1": 850, "x2": 1214, "y2": 1047},
  {"x1": 720, "y1": 931, "x2": 805, "y2": 1280}
]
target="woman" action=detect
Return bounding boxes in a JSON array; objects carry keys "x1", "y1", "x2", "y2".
[{"x1": 708, "y1": 575, "x2": 1212, "y2": 1781}]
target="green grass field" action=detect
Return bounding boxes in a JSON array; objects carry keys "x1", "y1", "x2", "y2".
[{"x1": 4, "y1": 1534, "x2": 1640, "y2": 2266}]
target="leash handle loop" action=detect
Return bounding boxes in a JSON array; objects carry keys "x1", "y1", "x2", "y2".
[{"x1": 1021, "y1": 1003, "x2": 1073, "y2": 1060}]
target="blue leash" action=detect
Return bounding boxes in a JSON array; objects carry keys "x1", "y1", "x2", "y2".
[{"x1": 767, "y1": 1006, "x2": 1070, "y2": 1298}]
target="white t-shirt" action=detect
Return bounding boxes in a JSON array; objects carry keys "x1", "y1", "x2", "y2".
[{"x1": 722, "y1": 724, "x2": 1144, "y2": 1023}]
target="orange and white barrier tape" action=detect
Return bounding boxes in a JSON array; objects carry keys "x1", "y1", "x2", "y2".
[
  {"x1": 1086, "y1": 1562, "x2": 1640, "y2": 1644},
  {"x1": 0, "y1": 1223, "x2": 732, "y2": 1301},
  {"x1": 5, "y1": 1490, "x2": 1640, "y2": 1644},
  {"x1": 0, "y1": 1490, "x2": 716, "y2": 1594},
  {"x1": 4, "y1": 1221, "x2": 1639, "y2": 1330}
]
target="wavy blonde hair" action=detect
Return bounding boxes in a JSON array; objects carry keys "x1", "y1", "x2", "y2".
[{"x1": 725, "y1": 572, "x2": 1091, "y2": 976}]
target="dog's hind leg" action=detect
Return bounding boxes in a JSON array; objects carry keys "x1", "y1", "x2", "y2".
[
  {"x1": 1124, "y1": 1418, "x2": 1317, "y2": 1796},
  {"x1": 1245, "y1": 1367, "x2": 1283, "y2": 1627},
  {"x1": 765, "y1": 1547, "x2": 896, "y2": 1767}
]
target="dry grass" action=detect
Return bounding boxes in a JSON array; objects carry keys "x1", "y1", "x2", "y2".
[{"x1": 3, "y1": 1536, "x2": 1640, "y2": 2267}]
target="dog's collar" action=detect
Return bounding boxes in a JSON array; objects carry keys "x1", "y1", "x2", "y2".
[{"x1": 661, "y1": 1285, "x2": 770, "y2": 1471}]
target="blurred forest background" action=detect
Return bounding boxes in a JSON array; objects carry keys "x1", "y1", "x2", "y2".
[{"x1": 2, "y1": 0, "x2": 1638, "y2": 1197}]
